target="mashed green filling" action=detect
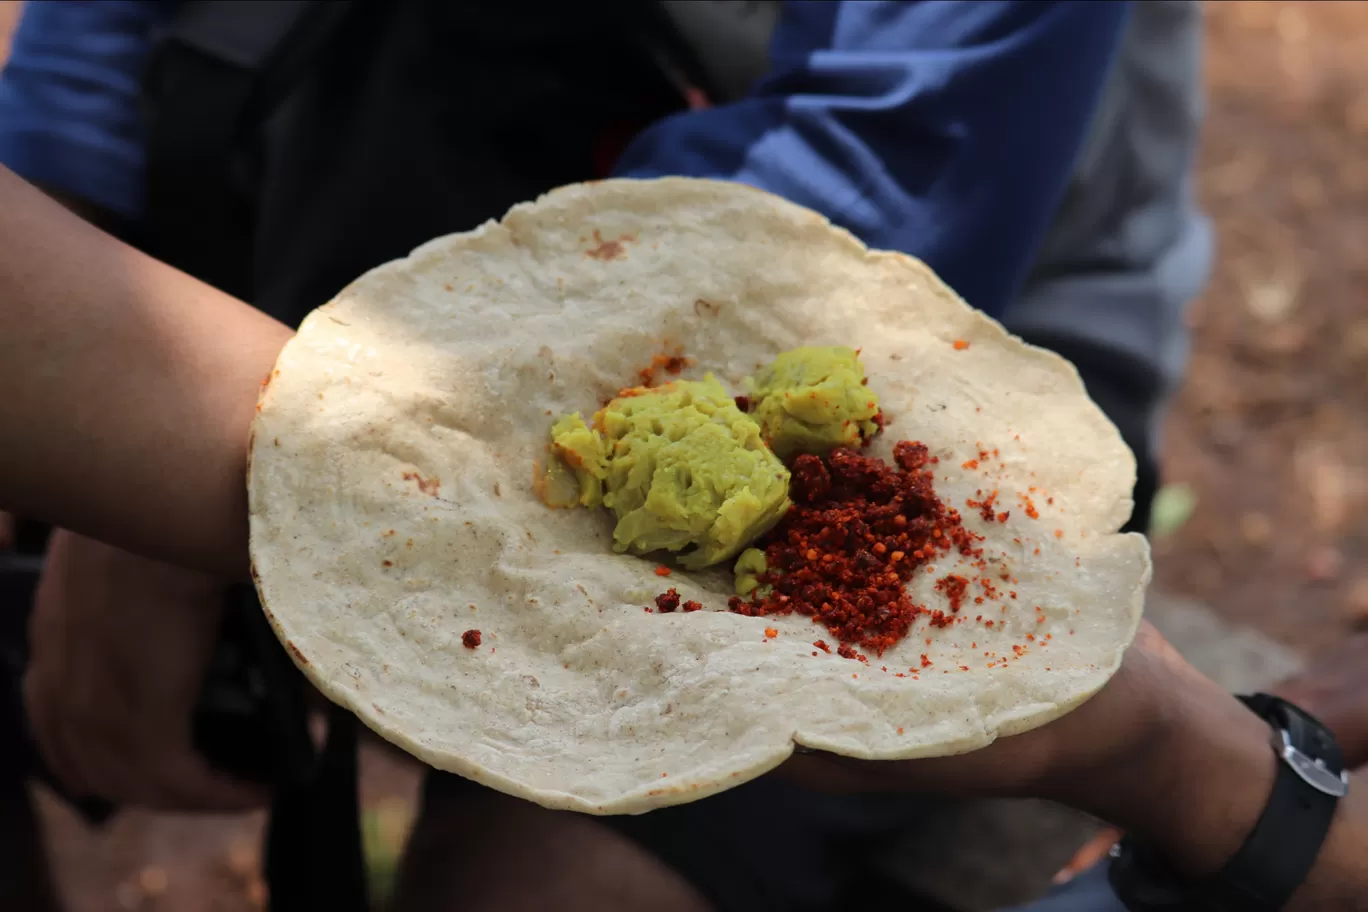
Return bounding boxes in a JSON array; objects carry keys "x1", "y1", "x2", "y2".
[
  {"x1": 544, "y1": 376, "x2": 790, "y2": 570},
  {"x1": 733, "y1": 547, "x2": 770, "y2": 597},
  {"x1": 744, "y1": 346, "x2": 881, "y2": 461}
]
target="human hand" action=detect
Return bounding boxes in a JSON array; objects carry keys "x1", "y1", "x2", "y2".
[
  {"x1": 24, "y1": 530, "x2": 266, "y2": 811},
  {"x1": 787, "y1": 622, "x2": 1278, "y2": 878}
]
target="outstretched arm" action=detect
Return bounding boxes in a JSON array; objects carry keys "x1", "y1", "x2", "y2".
[{"x1": 0, "y1": 166, "x2": 291, "y2": 578}]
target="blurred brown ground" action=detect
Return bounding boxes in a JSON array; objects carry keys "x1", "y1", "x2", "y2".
[{"x1": 3, "y1": 1, "x2": 1368, "y2": 909}]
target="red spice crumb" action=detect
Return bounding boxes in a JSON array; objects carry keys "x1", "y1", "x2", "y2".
[
  {"x1": 682, "y1": 600, "x2": 703, "y2": 613},
  {"x1": 461, "y1": 629, "x2": 482, "y2": 649},
  {"x1": 812, "y1": 651, "x2": 818, "y2": 656},
  {"x1": 920, "y1": 653, "x2": 933, "y2": 668},
  {"x1": 852, "y1": 674, "x2": 858, "y2": 679},
  {"x1": 953, "y1": 339, "x2": 970, "y2": 351},
  {"x1": 814, "y1": 640, "x2": 832, "y2": 653},
  {"x1": 962, "y1": 459, "x2": 979, "y2": 470},
  {"x1": 959, "y1": 665, "x2": 970, "y2": 671},
  {"x1": 1054, "y1": 529, "x2": 1064, "y2": 539},
  {"x1": 655, "y1": 565, "x2": 672, "y2": 577},
  {"x1": 897, "y1": 726, "x2": 904, "y2": 734},
  {"x1": 1026, "y1": 633, "x2": 1035, "y2": 641},
  {"x1": 985, "y1": 620, "x2": 995, "y2": 628},
  {"x1": 764, "y1": 627, "x2": 778, "y2": 639},
  {"x1": 996, "y1": 511, "x2": 1010, "y2": 523},
  {"x1": 935, "y1": 574, "x2": 970, "y2": 612},
  {"x1": 382, "y1": 560, "x2": 393, "y2": 568},
  {"x1": 1047, "y1": 497, "x2": 1054, "y2": 505},
  {"x1": 655, "y1": 589, "x2": 681, "y2": 613}
]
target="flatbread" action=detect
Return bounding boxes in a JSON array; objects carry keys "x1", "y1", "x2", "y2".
[{"x1": 247, "y1": 178, "x2": 1149, "y2": 814}]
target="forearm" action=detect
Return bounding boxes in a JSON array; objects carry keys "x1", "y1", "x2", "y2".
[
  {"x1": 0, "y1": 166, "x2": 291, "y2": 578},
  {"x1": 1055, "y1": 659, "x2": 1368, "y2": 909}
]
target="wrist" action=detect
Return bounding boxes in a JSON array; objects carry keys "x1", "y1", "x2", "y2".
[{"x1": 1053, "y1": 665, "x2": 1277, "y2": 877}]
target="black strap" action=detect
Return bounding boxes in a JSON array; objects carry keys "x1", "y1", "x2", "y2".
[
  {"x1": 1196, "y1": 695, "x2": 1344, "y2": 911},
  {"x1": 1110, "y1": 693, "x2": 1345, "y2": 911}
]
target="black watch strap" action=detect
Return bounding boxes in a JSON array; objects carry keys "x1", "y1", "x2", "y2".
[
  {"x1": 1110, "y1": 693, "x2": 1348, "y2": 911},
  {"x1": 1205, "y1": 694, "x2": 1346, "y2": 910}
]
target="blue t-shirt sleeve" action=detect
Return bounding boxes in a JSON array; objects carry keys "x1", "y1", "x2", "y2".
[
  {"x1": 0, "y1": 1, "x2": 169, "y2": 221},
  {"x1": 615, "y1": 0, "x2": 1131, "y2": 317}
]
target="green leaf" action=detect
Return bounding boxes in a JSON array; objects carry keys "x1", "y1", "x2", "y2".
[
  {"x1": 362, "y1": 798, "x2": 415, "y2": 905},
  {"x1": 1148, "y1": 483, "x2": 1197, "y2": 539}
]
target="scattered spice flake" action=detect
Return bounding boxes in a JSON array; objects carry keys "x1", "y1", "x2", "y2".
[
  {"x1": 952, "y1": 339, "x2": 970, "y2": 351},
  {"x1": 726, "y1": 442, "x2": 979, "y2": 655},
  {"x1": 461, "y1": 629, "x2": 482, "y2": 649},
  {"x1": 962, "y1": 458, "x2": 979, "y2": 470},
  {"x1": 897, "y1": 726, "x2": 904, "y2": 734},
  {"x1": 959, "y1": 665, "x2": 970, "y2": 671},
  {"x1": 1054, "y1": 529, "x2": 1064, "y2": 539},
  {"x1": 764, "y1": 627, "x2": 778, "y2": 639},
  {"x1": 814, "y1": 640, "x2": 832, "y2": 653},
  {"x1": 636, "y1": 349, "x2": 690, "y2": 387},
  {"x1": 921, "y1": 654, "x2": 933, "y2": 668},
  {"x1": 655, "y1": 589, "x2": 681, "y2": 613},
  {"x1": 966, "y1": 489, "x2": 1003, "y2": 523},
  {"x1": 682, "y1": 600, "x2": 703, "y2": 613},
  {"x1": 655, "y1": 565, "x2": 672, "y2": 577},
  {"x1": 936, "y1": 574, "x2": 971, "y2": 612}
]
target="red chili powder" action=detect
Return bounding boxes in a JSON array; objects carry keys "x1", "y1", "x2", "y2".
[
  {"x1": 461, "y1": 629, "x2": 482, "y2": 649},
  {"x1": 727, "y1": 442, "x2": 980, "y2": 655},
  {"x1": 935, "y1": 574, "x2": 970, "y2": 613}
]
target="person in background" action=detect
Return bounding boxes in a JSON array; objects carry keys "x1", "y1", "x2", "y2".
[{"x1": 0, "y1": 1, "x2": 1259, "y2": 909}]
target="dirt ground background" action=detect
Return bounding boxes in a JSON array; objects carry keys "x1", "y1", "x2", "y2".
[{"x1": 3, "y1": 1, "x2": 1368, "y2": 909}]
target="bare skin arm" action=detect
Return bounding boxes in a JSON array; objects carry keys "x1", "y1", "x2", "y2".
[
  {"x1": 0, "y1": 166, "x2": 291, "y2": 578},
  {"x1": 802, "y1": 623, "x2": 1368, "y2": 910}
]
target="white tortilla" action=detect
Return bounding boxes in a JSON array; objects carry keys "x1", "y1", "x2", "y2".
[{"x1": 247, "y1": 178, "x2": 1149, "y2": 815}]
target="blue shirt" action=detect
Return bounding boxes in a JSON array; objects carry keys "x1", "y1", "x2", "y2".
[{"x1": 0, "y1": 0, "x2": 1130, "y2": 317}]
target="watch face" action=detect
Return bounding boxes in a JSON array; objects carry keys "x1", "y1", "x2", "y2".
[{"x1": 1278, "y1": 730, "x2": 1351, "y2": 798}]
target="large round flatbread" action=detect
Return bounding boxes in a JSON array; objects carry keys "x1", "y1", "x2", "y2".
[{"x1": 248, "y1": 178, "x2": 1149, "y2": 814}]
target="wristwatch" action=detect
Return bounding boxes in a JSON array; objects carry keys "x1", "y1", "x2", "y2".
[{"x1": 1108, "y1": 693, "x2": 1349, "y2": 911}]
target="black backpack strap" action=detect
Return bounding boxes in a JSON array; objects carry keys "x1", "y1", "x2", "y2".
[{"x1": 142, "y1": 0, "x2": 355, "y2": 298}]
